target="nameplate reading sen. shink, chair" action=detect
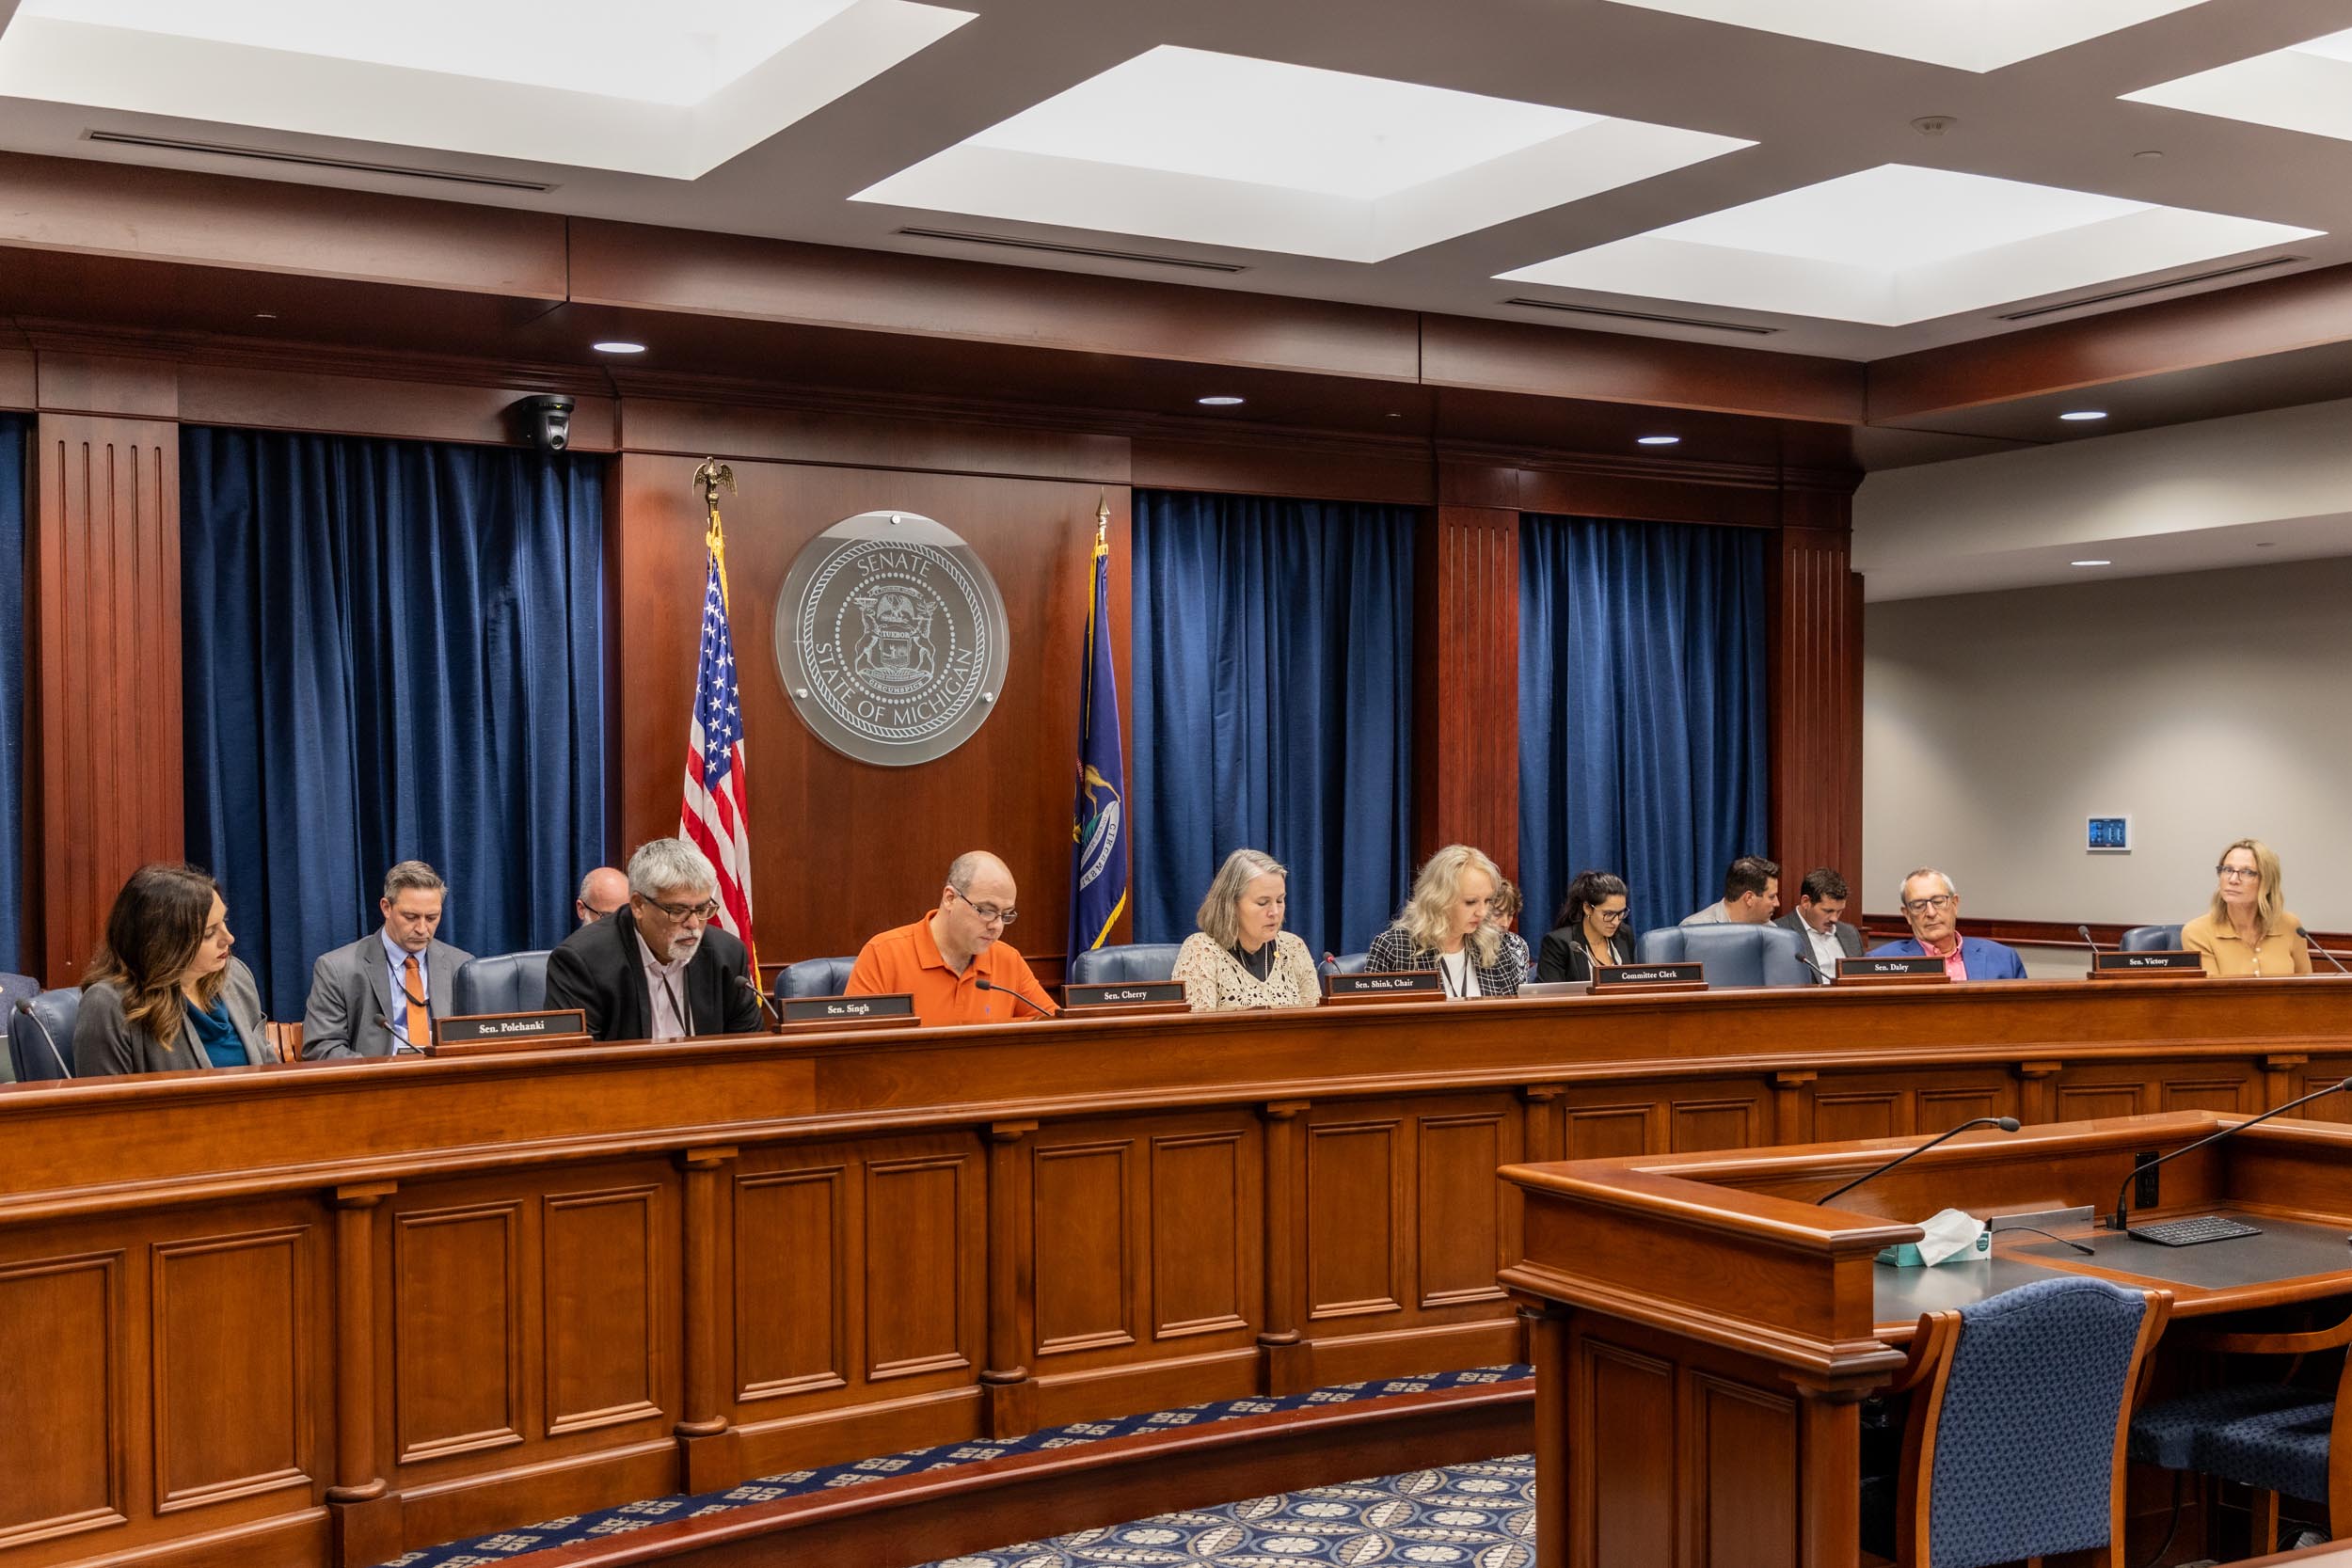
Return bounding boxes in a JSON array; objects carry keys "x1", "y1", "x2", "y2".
[
  {"x1": 1836, "y1": 955, "x2": 1951, "y2": 987},
  {"x1": 1590, "y1": 962, "x2": 1707, "y2": 995},
  {"x1": 429, "y1": 1010, "x2": 593, "y2": 1055},
  {"x1": 1061, "y1": 981, "x2": 1189, "y2": 1017},
  {"x1": 1324, "y1": 971, "x2": 1446, "y2": 1006},
  {"x1": 2089, "y1": 950, "x2": 2205, "y2": 980},
  {"x1": 780, "y1": 992, "x2": 917, "y2": 1031}
]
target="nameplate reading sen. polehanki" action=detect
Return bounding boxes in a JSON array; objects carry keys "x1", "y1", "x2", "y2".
[
  {"x1": 1325, "y1": 972, "x2": 1445, "y2": 1005},
  {"x1": 1064, "y1": 981, "x2": 1184, "y2": 1007},
  {"x1": 780, "y1": 993, "x2": 917, "y2": 1031},
  {"x1": 430, "y1": 1010, "x2": 592, "y2": 1056},
  {"x1": 2090, "y1": 949, "x2": 2205, "y2": 979}
]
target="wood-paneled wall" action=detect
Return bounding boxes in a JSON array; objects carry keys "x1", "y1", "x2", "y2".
[{"x1": 1, "y1": 978, "x2": 2347, "y2": 1568}]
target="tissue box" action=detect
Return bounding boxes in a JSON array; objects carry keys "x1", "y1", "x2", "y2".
[
  {"x1": 1875, "y1": 1207, "x2": 1991, "y2": 1268},
  {"x1": 1875, "y1": 1234, "x2": 1989, "y2": 1267}
]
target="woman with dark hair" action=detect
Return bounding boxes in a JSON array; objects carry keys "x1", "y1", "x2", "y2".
[
  {"x1": 73, "y1": 863, "x2": 270, "y2": 1076},
  {"x1": 1536, "y1": 871, "x2": 1634, "y2": 983}
]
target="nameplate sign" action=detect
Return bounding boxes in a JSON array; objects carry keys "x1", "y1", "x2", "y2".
[
  {"x1": 1325, "y1": 971, "x2": 1445, "y2": 1005},
  {"x1": 2090, "y1": 950, "x2": 2204, "y2": 980},
  {"x1": 1836, "y1": 956, "x2": 1950, "y2": 987},
  {"x1": 780, "y1": 993, "x2": 915, "y2": 1031},
  {"x1": 1063, "y1": 981, "x2": 1186, "y2": 1010},
  {"x1": 430, "y1": 1010, "x2": 592, "y2": 1056},
  {"x1": 1590, "y1": 962, "x2": 1707, "y2": 995}
]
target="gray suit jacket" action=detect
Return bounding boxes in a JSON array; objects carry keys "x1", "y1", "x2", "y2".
[
  {"x1": 302, "y1": 934, "x2": 474, "y2": 1059},
  {"x1": 1774, "y1": 911, "x2": 1864, "y2": 969},
  {"x1": 73, "y1": 958, "x2": 271, "y2": 1076}
]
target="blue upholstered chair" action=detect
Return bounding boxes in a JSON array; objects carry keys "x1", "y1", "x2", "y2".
[
  {"x1": 1317, "y1": 952, "x2": 1370, "y2": 981},
  {"x1": 2121, "y1": 924, "x2": 2187, "y2": 952},
  {"x1": 2129, "y1": 1305, "x2": 2352, "y2": 1551},
  {"x1": 8, "y1": 987, "x2": 83, "y2": 1083},
  {"x1": 451, "y1": 952, "x2": 551, "y2": 1016},
  {"x1": 774, "y1": 956, "x2": 857, "y2": 1001},
  {"x1": 1890, "y1": 1276, "x2": 2170, "y2": 1568},
  {"x1": 0, "y1": 972, "x2": 40, "y2": 1084},
  {"x1": 1633, "y1": 923, "x2": 1814, "y2": 987},
  {"x1": 1067, "y1": 943, "x2": 1185, "y2": 986}
]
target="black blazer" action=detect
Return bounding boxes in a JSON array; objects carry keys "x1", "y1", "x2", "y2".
[
  {"x1": 1534, "y1": 927, "x2": 1634, "y2": 984},
  {"x1": 1772, "y1": 911, "x2": 1864, "y2": 964},
  {"x1": 545, "y1": 907, "x2": 765, "y2": 1041}
]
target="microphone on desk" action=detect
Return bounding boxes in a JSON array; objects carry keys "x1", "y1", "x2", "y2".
[
  {"x1": 2299, "y1": 928, "x2": 2352, "y2": 975},
  {"x1": 737, "y1": 973, "x2": 785, "y2": 1031},
  {"x1": 1813, "y1": 1117, "x2": 2022, "y2": 1208},
  {"x1": 2078, "y1": 925, "x2": 2104, "y2": 954},
  {"x1": 11, "y1": 999, "x2": 72, "y2": 1079},
  {"x1": 975, "y1": 978, "x2": 1051, "y2": 1017},
  {"x1": 1789, "y1": 943, "x2": 1832, "y2": 986},
  {"x1": 2107, "y1": 1076, "x2": 2352, "y2": 1232}
]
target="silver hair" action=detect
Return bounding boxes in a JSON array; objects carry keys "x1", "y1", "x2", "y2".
[
  {"x1": 1898, "y1": 866, "x2": 1958, "y2": 904},
  {"x1": 382, "y1": 860, "x2": 446, "y2": 902},
  {"x1": 628, "y1": 838, "x2": 718, "y2": 899},
  {"x1": 1196, "y1": 848, "x2": 1288, "y2": 949}
]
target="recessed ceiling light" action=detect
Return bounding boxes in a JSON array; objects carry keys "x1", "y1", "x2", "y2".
[
  {"x1": 1636, "y1": 435, "x2": 1681, "y2": 446},
  {"x1": 1198, "y1": 395, "x2": 1245, "y2": 406},
  {"x1": 2059, "y1": 410, "x2": 2107, "y2": 421},
  {"x1": 2071, "y1": 560, "x2": 2113, "y2": 567},
  {"x1": 593, "y1": 341, "x2": 647, "y2": 355},
  {"x1": 2254, "y1": 541, "x2": 2278, "y2": 548},
  {"x1": 253, "y1": 310, "x2": 278, "y2": 320}
]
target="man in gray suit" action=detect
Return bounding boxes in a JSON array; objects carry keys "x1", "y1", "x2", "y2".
[
  {"x1": 1774, "y1": 866, "x2": 1863, "y2": 984},
  {"x1": 301, "y1": 861, "x2": 475, "y2": 1058}
]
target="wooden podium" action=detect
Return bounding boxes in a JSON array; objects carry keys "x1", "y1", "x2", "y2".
[{"x1": 1501, "y1": 1111, "x2": 2352, "y2": 1568}]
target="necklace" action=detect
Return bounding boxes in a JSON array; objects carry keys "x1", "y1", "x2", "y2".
[{"x1": 1231, "y1": 941, "x2": 1275, "y2": 983}]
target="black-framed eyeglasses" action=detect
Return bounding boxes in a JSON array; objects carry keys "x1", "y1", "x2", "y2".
[
  {"x1": 645, "y1": 896, "x2": 721, "y2": 922},
  {"x1": 949, "y1": 886, "x2": 1018, "y2": 927},
  {"x1": 1900, "y1": 895, "x2": 1957, "y2": 914},
  {"x1": 1592, "y1": 908, "x2": 1630, "y2": 924}
]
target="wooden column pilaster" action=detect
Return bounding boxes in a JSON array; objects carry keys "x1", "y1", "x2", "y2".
[
  {"x1": 1767, "y1": 486, "x2": 1864, "y2": 895},
  {"x1": 1412, "y1": 506, "x2": 1521, "y2": 878}
]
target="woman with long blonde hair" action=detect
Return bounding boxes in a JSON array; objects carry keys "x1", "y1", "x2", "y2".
[
  {"x1": 1366, "y1": 844, "x2": 1526, "y2": 998},
  {"x1": 2181, "y1": 838, "x2": 2312, "y2": 978}
]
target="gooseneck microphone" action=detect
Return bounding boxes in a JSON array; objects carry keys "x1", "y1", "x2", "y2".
[
  {"x1": 975, "y1": 977, "x2": 1051, "y2": 1017},
  {"x1": 1814, "y1": 1116, "x2": 2022, "y2": 1208},
  {"x1": 737, "y1": 973, "x2": 785, "y2": 1030},
  {"x1": 2078, "y1": 925, "x2": 2103, "y2": 953},
  {"x1": 2108, "y1": 1076, "x2": 2352, "y2": 1231},
  {"x1": 11, "y1": 999, "x2": 72, "y2": 1079},
  {"x1": 1789, "y1": 942, "x2": 1831, "y2": 985},
  {"x1": 2299, "y1": 928, "x2": 2352, "y2": 975}
]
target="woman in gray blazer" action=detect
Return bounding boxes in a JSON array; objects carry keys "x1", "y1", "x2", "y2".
[{"x1": 74, "y1": 863, "x2": 271, "y2": 1076}]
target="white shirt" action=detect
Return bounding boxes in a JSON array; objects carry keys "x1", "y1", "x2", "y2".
[
  {"x1": 382, "y1": 930, "x2": 429, "y2": 1048},
  {"x1": 635, "y1": 931, "x2": 693, "y2": 1041},
  {"x1": 1801, "y1": 921, "x2": 1843, "y2": 984},
  {"x1": 1438, "y1": 950, "x2": 1482, "y2": 999}
]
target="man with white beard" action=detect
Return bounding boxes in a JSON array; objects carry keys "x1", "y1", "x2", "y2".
[{"x1": 545, "y1": 838, "x2": 765, "y2": 1040}]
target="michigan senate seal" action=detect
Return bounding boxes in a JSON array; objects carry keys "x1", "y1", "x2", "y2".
[{"x1": 775, "y1": 511, "x2": 1011, "y2": 767}]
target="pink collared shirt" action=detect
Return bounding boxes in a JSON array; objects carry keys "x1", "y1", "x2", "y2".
[{"x1": 1922, "y1": 934, "x2": 1968, "y2": 982}]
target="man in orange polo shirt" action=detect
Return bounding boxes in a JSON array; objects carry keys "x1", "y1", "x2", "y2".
[{"x1": 845, "y1": 851, "x2": 1059, "y2": 1026}]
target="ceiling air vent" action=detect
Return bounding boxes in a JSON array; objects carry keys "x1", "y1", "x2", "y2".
[
  {"x1": 85, "y1": 130, "x2": 555, "y2": 192},
  {"x1": 898, "y1": 228, "x2": 1247, "y2": 273},
  {"x1": 1502, "y1": 297, "x2": 1779, "y2": 335},
  {"x1": 1996, "y1": 256, "x2": 2304, "y2": 322}
]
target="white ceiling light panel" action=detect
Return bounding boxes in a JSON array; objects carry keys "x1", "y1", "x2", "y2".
[
  {"x1": 0, "y1": 0, "x2": 975, "y2": 177},
  {"x1": 853, "y1": 45, "x2": 1753, "y2": 263},
  {"x1": 1603, "y1": 0, "x2": 2217, "y2": 73},
  {"x1": 2122, "y1": 26, "x2": 2352, "y2": 144},
  {"x1": 1499, "y1": 164, "x2": 2320, "y2": 326}
]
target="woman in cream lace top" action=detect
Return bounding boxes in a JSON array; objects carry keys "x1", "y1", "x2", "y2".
[{"x1": 1170, "y1": 848, "x2": 1322, "y2": 1012}]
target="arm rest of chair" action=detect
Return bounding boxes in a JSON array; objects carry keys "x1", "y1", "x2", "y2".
[{"x1": 2180, "y1": 1314, "x2": 2352, "y2": 1359}]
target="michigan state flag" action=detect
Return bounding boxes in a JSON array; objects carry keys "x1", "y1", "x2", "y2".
[{"x1": 1069, "y1": 509, "x2": 1129, "y2": 955}]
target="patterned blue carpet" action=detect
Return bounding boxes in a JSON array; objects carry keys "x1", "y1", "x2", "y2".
[
  {"x1": 923, "y1": 1455, "x2": 1536, "y2": 1568},
  {"x1": 380, "y1": 1366, "x2": 1531, "y2": 1568}
]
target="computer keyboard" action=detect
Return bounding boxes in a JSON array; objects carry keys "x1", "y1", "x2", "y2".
[{"x1": 2127, "y1": 1214, "x2": 2265, "y2": 1247}]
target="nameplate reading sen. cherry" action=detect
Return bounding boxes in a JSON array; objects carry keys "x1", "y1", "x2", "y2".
[
  {"x1": 1063, "y1": 981, "x2": 1185, "y2": 1008},
  {"x1": 781, "y1": 993, "x2": 917, "y2": 1030},
  {"x1": 1836, "y1": 955, "x2": 1951, "y2": 986},
  {"x1": 1590, "y1": 962, "x2": 1707, "y2": 995},
  {"x1": 1325, "y1": 971, "x2": 1445, "y2": 1005},
  {"x1": 429, "y1": 1009, "x2": 593, "y2": 1056},
  {"x1": 2090, "y1": 949, "x2": 2205, "y2": 980}
]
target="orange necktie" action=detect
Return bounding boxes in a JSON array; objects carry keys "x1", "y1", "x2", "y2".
[{"x1": 404, "y1": 954, "x2": 431, "y2": 1050}]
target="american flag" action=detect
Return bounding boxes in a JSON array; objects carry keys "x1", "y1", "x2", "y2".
[{"x1": 681, "y1": 513, "x2": 756, "y2": 964}]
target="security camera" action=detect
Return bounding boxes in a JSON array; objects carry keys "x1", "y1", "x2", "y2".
[{"x1": 516, "y1": 394, "x2": 575, "y2": 453}]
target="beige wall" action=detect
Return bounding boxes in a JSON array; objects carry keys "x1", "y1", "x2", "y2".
[{"x1": 1863, "y1": 558, "x2": 2352, "y2": 935}]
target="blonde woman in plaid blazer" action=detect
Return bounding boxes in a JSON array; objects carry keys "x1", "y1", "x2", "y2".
[{"x1": 1366, "y1": 844, "x2": 1526, "y2": 998}]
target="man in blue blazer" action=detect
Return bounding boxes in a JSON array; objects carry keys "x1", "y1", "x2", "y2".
[{"x1": 1868, "y1": 867, "x2": 2028, "y2": 980}]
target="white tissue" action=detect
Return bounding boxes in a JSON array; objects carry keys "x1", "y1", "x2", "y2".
[{"x1": 1915, "y1": 1207, "x2": 1989, "y2": 1266}]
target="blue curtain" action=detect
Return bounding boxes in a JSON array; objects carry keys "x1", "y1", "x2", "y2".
[
  {"x1": 1518, "y1": 515, "x2": 1768, "y2": 943},
  {"x1": 182, "y1": 428, "x2": 605, "y2": 1017},
  {"x1": 0, "y1": 414, "x2": 24, "y2": 974},
  {"x1": 1132, "y1": 490, "x2": 1415, "y2": 958}
]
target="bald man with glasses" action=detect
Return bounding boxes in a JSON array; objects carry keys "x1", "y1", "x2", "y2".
[
  {"x1": 545, "y1": 837, "x2": 766, "y2": 1040},
  {"x1": 846, "y1": 850, "x2": 1057, "y2": 1026}
]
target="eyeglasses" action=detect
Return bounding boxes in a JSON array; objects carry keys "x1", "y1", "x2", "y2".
[
  {"x1": 949, "y1": 887, "x2": 1018, "y2": 927},
  {"x1": 1900, "y1": 895, "x2": 1957, "y2": 914},
  {"x1": 1592, "y1": 908, "x2": 1630, "y2": 924},
  {"x1": 2216, "y1": 865, "x2": 2259, "y2": 882},
  {"x1": 645, "y1": 896, "x2": 721, "y2": 922}
]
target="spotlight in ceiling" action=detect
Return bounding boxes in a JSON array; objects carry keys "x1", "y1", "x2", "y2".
[
  {"x1": 2058, "y1": 409, "x2": 2107, "y2": 421},
  {"x1": 593, "y1": 341, "x2": 647, "y2": 355},
  {"x1": 1636, "y1": 435, "x2": 1681, "y2": 446},
  {"x1": 1197, "y1": 395, "x2": 1246, "y2": 406}
]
